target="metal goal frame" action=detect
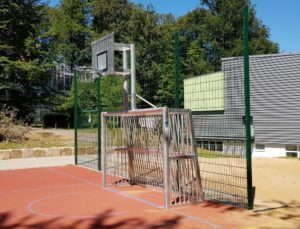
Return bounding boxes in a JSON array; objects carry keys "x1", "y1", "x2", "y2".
[{"x1": 101, "y1": 107, "x2": 204, "y2": 209}]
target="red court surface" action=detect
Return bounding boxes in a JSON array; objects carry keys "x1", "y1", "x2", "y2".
[{"x1": 0, "y1": 165, "x2": 272, "y2": 229}]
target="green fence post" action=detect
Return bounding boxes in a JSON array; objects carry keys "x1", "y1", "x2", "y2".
[
  {"x1": 243, "y1": 5, "x2": 254, "y2": 210},
  {"x1": 174, "y1": 31, "x2": 180, "y2": 108},
  {"x1": 74, "y1": 67, "x2": 78, "y2": 165},
  {"x1": 97, "y1": 77, "x2": 102, "y2": 171}
]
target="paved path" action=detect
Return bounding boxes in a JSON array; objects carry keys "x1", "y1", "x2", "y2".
[{"x1": 0, "y1": 156, "x2": 74, "y2": 170}]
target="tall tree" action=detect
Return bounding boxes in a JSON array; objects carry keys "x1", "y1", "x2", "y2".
[
  {"x1": 175, "y1": 0, "x2": 279, "y2": 74},
  {"x1": 48, "y1": 0, "x2": 91, "y2": 68},
  {"x1": 0, "y1": 0, "x2": 52, "y2": 117},
  {"x1": 200, "y1": 0, "x2": 278, "y2": 62}
]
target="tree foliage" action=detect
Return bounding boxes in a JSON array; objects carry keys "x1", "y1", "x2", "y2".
[
  {"x1": 0, "y1": 0, "x2": 279, "y2": 119},
  {"x1": 48, "y1": 0, "x2": 91, "y2": 68},
  {"x1": 0, "y1": 0, "x2": 52, "y2": 117}
]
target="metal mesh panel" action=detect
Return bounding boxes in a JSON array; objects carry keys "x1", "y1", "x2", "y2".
[
  {"x1": 178, "y1": 7, "x2": 252, "y2": 209},
  {"x1": 75, "y1": 68, "x2": 124, "y2": 170},
  {"x1": 102, "y1": 108, "x2": 203, "y2": 208},
  {"x1": 76, "y1": 69, "x2": 99, "y2": 170},
  {"x1": 188, "y1": 63, "x2": 249, "y2": 207},
  {"x1": 168, "y1": 110, "x2": 203, "y2": 206}
]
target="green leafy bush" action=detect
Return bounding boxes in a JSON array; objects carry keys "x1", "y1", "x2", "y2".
[{"x1": 0, "y1": 108, "x2": 30, "y2": 142}]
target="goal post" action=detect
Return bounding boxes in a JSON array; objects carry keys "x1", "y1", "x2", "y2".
[{"x1": 101, "y1": 107, "x2": 204, "y2": 209}]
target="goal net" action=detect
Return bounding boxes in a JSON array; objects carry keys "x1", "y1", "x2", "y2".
[{"x1": 101, "y1": 107, "x2": 203, "y2": 209}]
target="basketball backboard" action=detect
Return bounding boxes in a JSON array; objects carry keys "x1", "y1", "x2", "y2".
[
  {"x1": 91, "y1": 33, "x2": 115, "y2": 75},
  {"x1": 91, "y1": 33, "x2": 136, "y2": 109}
]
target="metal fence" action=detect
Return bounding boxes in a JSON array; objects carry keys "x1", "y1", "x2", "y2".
[
  {"x1": 74, "y1": 69, "x2": 100, "y2": 170},
  {"x1": 74, "y1": 69, "x2": 124, "y2": 170},
  {"x1": 176, "y1": 6, "x2": 253, "y2": 209},
  {"x1": 74, "y1": 6, "x2": 253, "y2": 209}
]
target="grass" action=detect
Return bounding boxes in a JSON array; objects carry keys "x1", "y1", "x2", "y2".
[
  {"x1": 197, "y1": 148, "x2": 227, "y2": 158},
  {"x1": 197, "y1": 148, "x2": 246, "y2": 159},
  {"x1": 0, "y1": 129, "x2": 73, "y2": 150},
  {"x1": 0, "y1": 140, "x2": 70, "y2": 150},
  {"x1": 279, "y1": 156, "x2": 300, "y2": 161}
]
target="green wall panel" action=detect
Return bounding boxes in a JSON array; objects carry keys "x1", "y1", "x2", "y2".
[{"x1": 184, "y1": 72, "x2": 224, "y2": 111}]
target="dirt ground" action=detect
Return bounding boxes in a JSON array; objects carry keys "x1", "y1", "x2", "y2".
[
  {"x1": 0, "y1": 128, "x2": 74, "y2": 149},
  {"x1": 29, "y1": 128, "x2": 74, "y2": 141},
  {"x1": 23, "y1": 128, "x2": 74, "y2": 148},
  {"x1": 251, "y1": 157, "x2": 300, "y2": 228}
]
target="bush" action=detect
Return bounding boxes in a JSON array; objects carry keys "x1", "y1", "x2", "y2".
[
  {"x1": 43, "y1": 112, "x2": 70, "y2": 128},
  {"x1": 0, "y1": 108, "x2": 30, "y2": 142}
]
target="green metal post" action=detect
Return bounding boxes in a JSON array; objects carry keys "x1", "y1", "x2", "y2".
[
  {"x1": 174, "y1": 31, "x2": 180, "y2": 108},
  {"x1": 243, "y1": 5, "x2": 253, "y2": 210},
  {"x1": 74, "y1": 67, "x2": 78, "y2": 165},
  {"x1": 97, "y1": 77, "x2": 102, "y2": 171}
]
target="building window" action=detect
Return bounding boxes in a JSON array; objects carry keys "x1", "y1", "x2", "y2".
[
  {"x1": 216, "y1": 142, "x2": 223, "y2": 151},
  {"x1": 286, "y1": 145, "x2": 298, "y2": 157},
  {"x1": 196, "y1": 141, "x2": 202, "y2": 148},
  {"x1": 203, "y1": 141, "x2": 209, "y2": 150},
  {"x1": 196, "y1": 140, "x2": 223, "y2": 152},
  {"x1": 255, "y1": 144, "x2": 265, "y2": 151}
]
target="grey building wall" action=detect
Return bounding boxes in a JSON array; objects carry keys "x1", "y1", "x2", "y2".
[
  {"x1": 193, "y1": 53, "x2": 300, "y2": 145},
  {"x1": 192, "y1": 57, "x2": 246, "y2": 142},
  {"x1": 248, "y1": 53, "x2": 300, "y2": 145}
]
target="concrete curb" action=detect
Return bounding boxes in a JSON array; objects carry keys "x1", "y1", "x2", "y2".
[{"x1": 0, "y1": 146, "x2": 97, "y2": 160}]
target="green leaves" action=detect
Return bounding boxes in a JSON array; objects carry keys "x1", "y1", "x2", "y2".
[
  {"x1": 0, "y1": 1, "x2": 52, "y2": 117},
  {"x1": 48, "y1": 0, "x2": 91, "y2": 67},
  {"x1": 0, "y1": 0, "x2": 279, "y2": 118}
]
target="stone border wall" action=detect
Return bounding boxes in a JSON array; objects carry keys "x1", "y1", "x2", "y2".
[{"x1": 0, "y1": 147, "x2": 97, "y2": 160}]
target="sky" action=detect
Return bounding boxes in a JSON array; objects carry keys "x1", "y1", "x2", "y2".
[{"x1": 47, "y1": 0, "x2": 300, "y2": 53}]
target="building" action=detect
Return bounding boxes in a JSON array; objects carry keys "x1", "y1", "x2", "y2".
[{"x1": 184, "y1": 53, "x2": 300, "y2": 158}]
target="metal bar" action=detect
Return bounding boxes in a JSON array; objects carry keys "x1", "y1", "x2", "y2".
[
  {"x1": 136, "y1": 94, "x2": 158, "y2": 108},
  {"x1": 123, "y1": 49, "x2": 129, "y2": 111},
  {"x1": 102, "y1": 108, "x2": 163, "y2": 117},
  {"x1": 189, "y1": 111, "x2": 204, "y2": 200},
  {"x1": 243, "y1": 5, "x2": 254, "y2": 210},
  {"x1": 163, "y1": 107, "x2": 170, "y2": 209},
  {"x1": 174, "y1": 31, "x2": 180, "y2": 108},
  {"x1": 130, "y1": 44, "x2": 137, "y2": 110},
  {"x1": 126, "y1": 117, "x2": 135, "y2": 183},
  {"x1": 82, "y1": 109, "x2": 98, "y2": 113},
  {"x1": 97, "y1": 77, "x2": 102, "y2": 171},
  {"x1": 74, "y1": 67, "x2": 78, "y2": 165},
  {"x1": 101, "y1": 113, "x2": 107, "y2": 186},
  {"x1": 114, "y1": 42, "x2": 131, "y2": 50}
]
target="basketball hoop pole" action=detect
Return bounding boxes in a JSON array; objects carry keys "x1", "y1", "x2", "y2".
[
  {"x1": 130, "y1": 44, "x2": 136, "y2": 110},
  {"x1": 123, "y1": 49, "x2": 129, "y2": 111}
]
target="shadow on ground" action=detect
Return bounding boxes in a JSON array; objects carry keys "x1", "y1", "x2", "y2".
[
  {"x1": 0, "y1": 209, "x2": 183, "y2": 229},
  {"x1": 250, "y1": 200, "x2": 300, "y2": 229},
  {"x1": 197, "y1": 200, "x2": 243, "y2": 213}
]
